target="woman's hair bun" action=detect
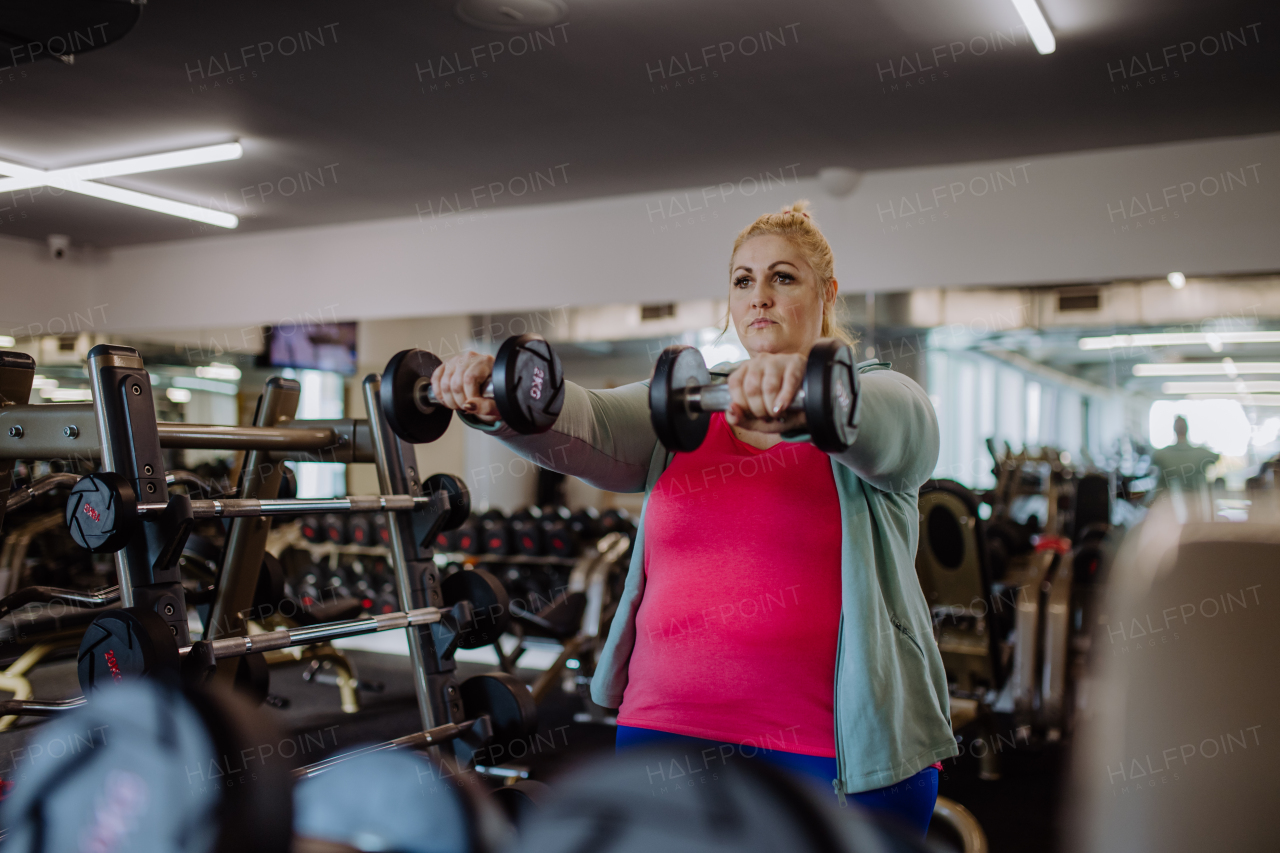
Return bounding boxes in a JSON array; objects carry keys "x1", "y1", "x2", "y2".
[{"x1": 780, "y1": 199, "x2": 812, "y2": 219}]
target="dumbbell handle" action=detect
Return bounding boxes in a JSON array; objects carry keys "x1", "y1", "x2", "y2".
[
  {"x1": 420, "y1": 378, "x2": 495, "y2": 407},
  {"x1": 181, "y1": 604, "x2": 446, "y2": 660},
  {"x1": 680, "y1": 383, "x2": 808, "y2": 415},
  {"x1": 133, "y1": 494, "x2": 438, "y2": 519}
]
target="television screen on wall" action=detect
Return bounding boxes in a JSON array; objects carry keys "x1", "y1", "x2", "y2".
[{"x1": 260, "y1": 320, "x2": 357, "y2": 375}]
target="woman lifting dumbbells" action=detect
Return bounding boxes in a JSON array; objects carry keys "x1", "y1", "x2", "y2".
[{"x1": 429, "y1": 201, "x2": 956, "y2": 835}]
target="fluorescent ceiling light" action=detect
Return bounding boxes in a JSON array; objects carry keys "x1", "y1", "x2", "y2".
[
  {"x1": 1163, "y1": 381, "x2": 1280, "y2": 395},
  {"x1": 1009, "y1": 0, "x2": 1056, "y2": 54},
  {"x1": 1187, "y1": 394, "x2": 1280, "y2": 407},
  {"x1": 1080, "y1": 331, "x2": 1280, "y2": 350},
  {"x1": 172, "y1": 376, "x2": 239, "y2": 395},
  {"x1": 0, "y1": 142, "x2": 241, "y2": 229},
  {"x1": 166, "y1": 387, "x2": 193, "y2": 403},
  {"x1": 1167, "y1": 271, "x2": 1186, "y2": 289},
  {"x1": 196, "y1": 362, "x2": 242, "y2": 380},
  {"x1": 0, "y1": 336, "x2": 14, "y2": 347},
  {"x1": 40, "y1": 387, "x2": 93, "y2": 401},
  {"x1": 1134, "y1": 361, "x2": 1280, "y2": 377}
]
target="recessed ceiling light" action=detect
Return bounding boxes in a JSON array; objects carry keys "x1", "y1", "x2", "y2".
[
  {"x1": 455, "y1": 0, "x2": 567, "y2": 32},
  {"x1": 1009, "y1": 0, "x2": 1056, "y2": 55},
  {"x1": 1167, "y1": 271, "x2": 1186, "y2": 289},
  {"x1": 0, "y1": 142, "x2": 242, "y2": 228}
]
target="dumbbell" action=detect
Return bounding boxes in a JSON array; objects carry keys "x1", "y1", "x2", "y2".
[
  {"x1": 373, "y1": 513, "x2": 392, "y2": 546},
  {"x1": 540, "y1": 506, "x2": 577, "y2": 558},
  {"x1": 322, "y1": 512, "x2": 347, "y2": 545},
  {"x1": 381, "y1": 334, "x2": 566, "y2": 444},
  {"x1": 568, "y1": 507, "x2": 600, "y2": 541},
  {"x1": 599, "y1": 508, "x2": 635, "y2": 537},
  {"x1": 65, "y1": 471, "x2": 471, "y2": 555},
  {"x1": 481, "y1": 510, "x2": 513, "y2": 556},
  {"x1": 648, "y1": 339, "x2": 860, "y2": 453},
  {"x1": 511, "y1": 508, "x2": 545, "y2": 557},
  {"x1": 299, "y1": 514, "x2": 325, "y2": 543},
  {"x1": 348, "y1": 514, "x2": 373, "y2": 546}
]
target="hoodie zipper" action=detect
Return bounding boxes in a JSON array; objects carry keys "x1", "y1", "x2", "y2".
[{"x1": 832, "y1": 610, "x2": 847, "y2": 805}]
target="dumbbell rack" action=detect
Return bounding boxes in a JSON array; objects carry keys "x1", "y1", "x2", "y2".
[{"x1": 0, "y1": 347, "x2": 496, "y2": 765}]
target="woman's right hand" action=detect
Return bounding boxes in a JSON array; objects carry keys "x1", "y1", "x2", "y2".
[{"x1": 430, "y1": 351, "x2": 500, "y2": 424}]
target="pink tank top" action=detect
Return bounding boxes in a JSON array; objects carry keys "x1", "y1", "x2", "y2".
[{"x1": 617, "y1": 413, "x2": 844, "y2": 756}]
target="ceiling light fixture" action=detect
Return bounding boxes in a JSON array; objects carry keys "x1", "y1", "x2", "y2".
[
  {"x1": 1167, "y1": 271, "x2": 1186, "y2": 289},
  {"x1": 1186, "y1": 394, "x2": 1280, "y2": 407},
  {"x1": 1163, "y1": 381, "x2": 1280, "y2": 395},
  {"x1": 0, "y1": 142, "x2": 242, "y2": 228},
  {"x1": 1134, "y1": 361, "x2": 1280, "y2": 377},
  {"x1": 1009, "y1": 0, "x2": 1056, "y2": 54},
  {"x1": 1079, "y1": 331, "x2": 1280, "y2": 350}
]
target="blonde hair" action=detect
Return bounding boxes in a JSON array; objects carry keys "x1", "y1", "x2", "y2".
[{"x1": 727, "y1": 199, "x2": 857, "y2": 348}]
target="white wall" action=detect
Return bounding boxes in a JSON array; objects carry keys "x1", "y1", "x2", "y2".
[{"x1": 2, "y1": 133, "x2": 1277, "y2": 336}]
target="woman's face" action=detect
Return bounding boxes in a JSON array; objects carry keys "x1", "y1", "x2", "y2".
[{"x1": 729, "y1": 234, "x2": 834, "y2": 356}]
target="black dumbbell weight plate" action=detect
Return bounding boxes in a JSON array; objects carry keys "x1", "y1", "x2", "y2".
[
  {"x1": 650, "y1": 345, "x2": 712, "y2": 452},
  {"x1": 321, "y1": 512, "x2": 347, "y2": 544},
  {"x1": 442, "y1": 567, "x2": 511, "y2": 648},
  {"x1": 347, "y1": 513, "x2": 372, "y2": 546},
  {"x1": 492, "y1": 334, "x2": 565, "y2": 434},
  {"x1": 460, "y1": 671, "x2": 538, "y2": 757},
  {"x1": 66, "y1": 471, "x2": 137, "y2": 553},
  {"x1": 804, "y1": 339, "x2": 860, "y2": 454},
  {"x1": 77, "y1": 607, "x2": 180, "y2": 692},
  {"x1": 424, "y1": 472, "x2": 472, "y2": 532},
  {"x1": 381, "y1": 348, "x2": 454, "y2": 444}
]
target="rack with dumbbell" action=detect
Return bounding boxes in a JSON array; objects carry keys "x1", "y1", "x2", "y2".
[{"x1": 0, "y1": 345, "x2": 537, "y2": 767}]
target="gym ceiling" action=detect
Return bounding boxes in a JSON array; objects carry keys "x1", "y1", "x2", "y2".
[{"x1": 0, "y1": 0, "x2": 1276, "y2": 248}]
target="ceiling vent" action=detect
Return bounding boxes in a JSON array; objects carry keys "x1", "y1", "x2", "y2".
[
  {"x1": 640, "y1": 303, "x2": 676, "y2": 321},
  {"x1": 455, "y1": 0, "x2": 567, "y2": 32},
  {"x1": 1057, "y1": 287, "x2": 1101, "y2": 312}
]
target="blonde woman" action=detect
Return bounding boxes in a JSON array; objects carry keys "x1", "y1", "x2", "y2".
[{"x1": 433, "y1": 201, "x2": 955, "y2": 835}]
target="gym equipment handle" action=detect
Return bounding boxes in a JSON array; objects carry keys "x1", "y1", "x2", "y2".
[
  {"x1": 421, "y1": 378, "x2": 496, "y2": 407},
  {"x1": 682, "y1": 383, "x2": 808, "y2": 415},
  {"x1": 183, "y1": 604, "x2": 446, "y2": 660},
  {"x1": 132, "y1": 494, "x2": 437, "y2": 519}
]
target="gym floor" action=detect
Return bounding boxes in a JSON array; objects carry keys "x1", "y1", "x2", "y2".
[{"x1": 0, "y1": 649, "x2": 1065, "y2": 853}]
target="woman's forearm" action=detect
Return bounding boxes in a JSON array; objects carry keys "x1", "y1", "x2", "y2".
[{"x1": 461, "y1": 380, "x2": 658, "y2": 493}]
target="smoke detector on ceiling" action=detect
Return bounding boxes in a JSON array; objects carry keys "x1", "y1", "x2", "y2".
[
  {"x1": 455, "y1": 0, "x2": 567, "y2": 32},
  {"x1": 818, "y1": 167, "x2": 862, "y2": 198}
]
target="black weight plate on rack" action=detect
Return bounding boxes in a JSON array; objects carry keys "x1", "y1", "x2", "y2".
[
  {"x1": 649, "y1": 345, "x2": 712, "y2": 453},
  {"x1": 66, "y1": 471, "x2": 137, "y2": 553},
  {"x1": 461, "y1": 672, "x2": 538, "y2": 755},
  {"x1": 424, "y1": 472, "x2": 472, "y2": 531},
  {"x1": 321, "y1": 512, "x2": 347, "y2": 544},
  {"x1": 77, "y1": 607, "x2": 181, "y2": 692},
  {"x1": 347, "y1": 513, "x2": 372, "y2": 546},
  {"x1": 804, "y1": 339, "x2": 860, "y2": 454},
  {"x1": 381, "y1": 348, "x2": 453, "y2": 444},
  {"x1": 491, "y1": 334, "x2": 565, "y2": 434},
  {"x1": 442, "y1": 567, "x2": 511, "y2": 648}
]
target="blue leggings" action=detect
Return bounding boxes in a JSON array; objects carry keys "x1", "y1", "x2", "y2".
[{"x1": 616, "y1": 725, "x2": 937, "y2": 837}]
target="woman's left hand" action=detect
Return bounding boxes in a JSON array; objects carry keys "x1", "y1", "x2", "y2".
[{"x1": 725, "y1": 353, "x2": 807, "y2": 434}]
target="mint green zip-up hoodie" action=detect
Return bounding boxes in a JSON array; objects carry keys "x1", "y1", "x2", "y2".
[{"x1": 463, "y1": 361, "x2": 958, "y2": 793}]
